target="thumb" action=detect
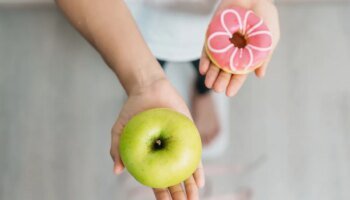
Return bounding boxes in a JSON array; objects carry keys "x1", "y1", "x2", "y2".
[
  {"x1": 110, "y1": 117, "x2": 125, "y2": 175},
  {"x1": 255, "y1": 54, "x2": 272, "y2": 78}
]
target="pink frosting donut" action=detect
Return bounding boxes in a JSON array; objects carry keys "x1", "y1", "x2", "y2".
[{"x1": 205, "y1": 7, "x2": 272, "y2": 74}]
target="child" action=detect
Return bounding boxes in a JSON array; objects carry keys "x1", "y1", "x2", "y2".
[{"x1": 56, "y1": 0, "x2": 279, "y2": 199}]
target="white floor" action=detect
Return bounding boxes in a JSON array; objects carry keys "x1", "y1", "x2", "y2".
[{"x1": 1, "y1": 3, "x2": 350, "y2": 200}]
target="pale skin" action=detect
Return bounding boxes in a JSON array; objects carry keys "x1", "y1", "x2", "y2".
[{"x1": 56, "y1": 0, "x2": 279, "y2": 199}]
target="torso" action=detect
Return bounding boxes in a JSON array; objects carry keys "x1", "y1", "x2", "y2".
[{"x1": 126, "y1": 0, "x2": 219, "y2": 61}]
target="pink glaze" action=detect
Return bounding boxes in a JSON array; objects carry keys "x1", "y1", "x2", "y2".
[{"x1": 206, "y1": 7, "x2": 272, "y2": 73}]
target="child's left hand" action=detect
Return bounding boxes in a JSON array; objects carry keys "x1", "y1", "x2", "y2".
[{"x1": 199, "y1": 0, "x2": 280, "y2": 97}]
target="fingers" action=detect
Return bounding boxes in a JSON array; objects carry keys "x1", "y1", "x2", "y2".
[
  {"x1": 184, "y1": 176, "x2": 199, "y2": 200},
  {"x1": 153, "y1": 180, "x2": 199, "y2": 200},
  {"x1": 255, "y1": 63, "x2": 267, "y2": 78},
  {"x1": 255, "y1": 54, "x2": 272, "y2": 78},
  {"x1": 212, "y1": 70, "x2": 231, "y2": 93},
  {"x1": 204, "y1": 64, "x2": 220, "y2": 88},
  {"x1": 169, "y1": 184, "x2": 186, "y2": 200},
  {"x1": 204, "y1": 64, "x2": 249, "y2": 97},
  {"x1": 110, "y1": 119, "x2": 125, "y2": 175},
  {"x1": 226, "y1": 74, "x2": 248, "y2": 97},
  {"x1": 193, "y1": 161, "x2": 205, "y2": 188},
  {"x1": 112, "y1": 156, "x2": 124, "y2": 175},
  {"x1": 153, "y1": 162, "x2": 203, "y2": 200},
  {"x1": 153, "y1": 188, "x2": 171, "y2": 200},
  {"x1": 155, "y1": 178, "x2": 199, "y2": 200},
  {"x1": 199, "y1": 49, "x2": 210, "y2": 75}
]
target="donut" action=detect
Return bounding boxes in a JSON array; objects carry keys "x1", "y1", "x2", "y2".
[{"x1": 205, "y1": 7, "x2": 272, "y2": 74}]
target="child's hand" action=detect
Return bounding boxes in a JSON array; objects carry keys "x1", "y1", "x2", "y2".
[
  {"x1": 199, "y1": 0, "x2": 280, "y2": 97},
  {"x1": 110, "y1": 78, "x2": 205, "y2": 200}
]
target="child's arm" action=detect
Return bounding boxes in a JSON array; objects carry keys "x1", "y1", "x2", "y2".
[
  {"x1": 200, "y1": 0, "x2": 280, "y2": 97},
  {"x1": 56, "y1": 0, "x2": 204, "y2": 199},
  {"x1": 56, "y1": 0, "x2": 164, "y2": 95}
]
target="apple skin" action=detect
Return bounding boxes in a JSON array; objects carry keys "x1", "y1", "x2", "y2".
[{"x1": 119, "y1": 108, "x2": 202, "y2": 188}]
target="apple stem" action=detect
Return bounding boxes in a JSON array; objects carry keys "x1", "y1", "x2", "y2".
[{"x1": 156, "y1": 139, "x2": 162, "y2": 146}]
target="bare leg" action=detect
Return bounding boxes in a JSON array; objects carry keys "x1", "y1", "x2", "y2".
[{"x1": 190, "y1": 59, "x2": 220, "y2": 146}]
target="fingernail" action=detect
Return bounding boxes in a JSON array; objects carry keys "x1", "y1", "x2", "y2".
[
  {"x1": 114, "y1": 165, "x2": 122, "y2": 175},
  {"x1": 228, "y1": 91, "x2": 235, "y2": 97},
  {"x1": 260, "y1": 71, "x2": 266, "y2": 78},
  {"x1": 198, "y1": 180, "x2": 205, "y2": 188},
  {"x1": 199, "y1": 70, "x2": 204, "y2": 75}
]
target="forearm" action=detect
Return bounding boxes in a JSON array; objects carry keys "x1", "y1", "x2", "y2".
[{"x1": 56, "y1": 0, "x2": 165, "y2": 95}]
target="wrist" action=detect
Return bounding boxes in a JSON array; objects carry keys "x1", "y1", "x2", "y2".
[{"x1": 120, "y1": 58, "x2": 167, "y2": 96}]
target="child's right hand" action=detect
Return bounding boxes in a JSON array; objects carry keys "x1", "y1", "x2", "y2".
[
  {"x1": 199, "y1": 0, "x2": 280, "y2": 97},
  {"x1": 110, "y1": 78, "x2": 205, "y2": 200}
]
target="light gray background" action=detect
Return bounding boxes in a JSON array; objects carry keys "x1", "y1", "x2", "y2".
[{"x1": 1, "y1": 1, "x2": 350, "y2": 200}]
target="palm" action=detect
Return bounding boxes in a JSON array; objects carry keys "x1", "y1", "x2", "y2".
[
  {"x1": 110, "y1": 78, "x2": 204, "y2": 200},
  {"x1": 199, "y1": 0, "x2": 280, "y2": 97}
]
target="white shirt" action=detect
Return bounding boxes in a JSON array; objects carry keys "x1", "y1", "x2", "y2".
[{"x1": 125, "y1": 0, "x2": 218, "y2": 62}]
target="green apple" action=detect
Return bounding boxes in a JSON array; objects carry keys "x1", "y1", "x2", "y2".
[{"x1": 119, "y1": 108, "x2": 202, "y2": 188}]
